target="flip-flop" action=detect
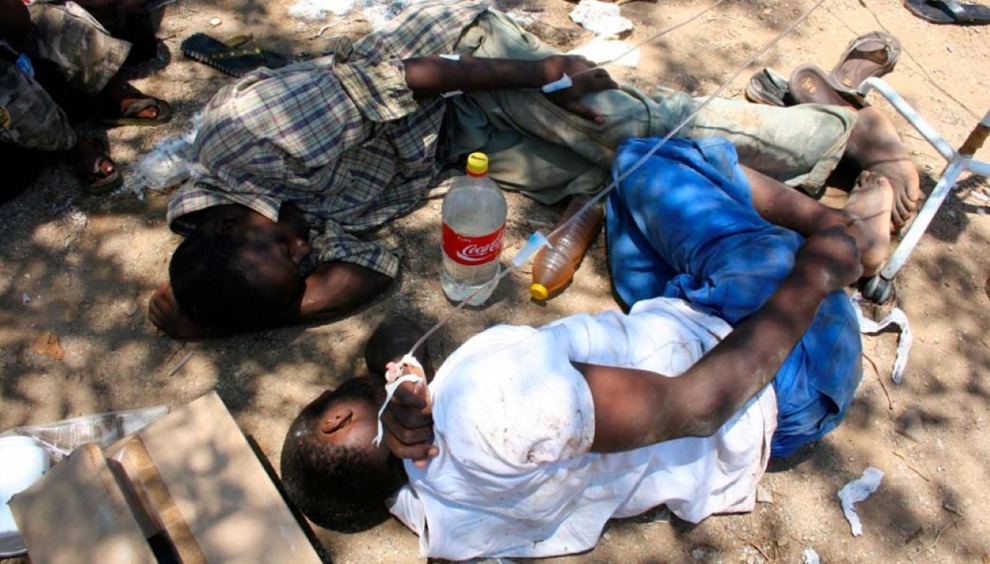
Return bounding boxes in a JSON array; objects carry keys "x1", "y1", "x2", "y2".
[
  {"x1": 789, "y1": 64, "x2": 864, "y2": 108},
  {"x1": 181, "y1": 33, "x2": 290, "y2": 78},
  {"x1": 904, "y1": 0, "x2": 990, "y2": 24},
  {"x1": 745, "y1": 68, "x2": 794, "y2": 107},
  {"x1": 73, "y1": 138, "x2": 123, "y2": 194},
  {"x1": 828, "y1": 31, "x2": 901, "y2": 94},
  {"x1": 99, "y1": 96, "x2": 173, "y2": 127}
]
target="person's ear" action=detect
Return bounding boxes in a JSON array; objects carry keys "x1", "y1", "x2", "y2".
[{"x1": 320, "y1": 416, "x2": 337, "y2": 434}]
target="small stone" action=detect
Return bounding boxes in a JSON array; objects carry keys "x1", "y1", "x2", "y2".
[
  {"x1": 757, "y1": 484, "x2": 774, "y2": 503},
  {"x1": 943, "y1": 501, "x2": 962, "y2": 515},
  {"x1": 209, "y1": 17, "x2": 222, "y2": 26},
  {"x1": 31, "y1": 331, "x2": 65, "y2": 361}
]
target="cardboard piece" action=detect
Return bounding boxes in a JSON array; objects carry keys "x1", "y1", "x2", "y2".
[{"x1": 11, "y1": 392, "x2": 323, "y2": 563}]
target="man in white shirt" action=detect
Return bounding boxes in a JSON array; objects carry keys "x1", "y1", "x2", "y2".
[{"x1": 280, "y1": 137, "x2": 893, "y2": 559}]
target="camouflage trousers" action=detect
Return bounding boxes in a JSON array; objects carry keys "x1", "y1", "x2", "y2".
[{"x1": 0, "y1": 2, "x2": 130, "y2": 151}]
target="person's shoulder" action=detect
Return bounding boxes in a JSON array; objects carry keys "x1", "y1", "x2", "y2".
[{"x1": 432, "y1": 325, "x2": 539, "y2": 385}]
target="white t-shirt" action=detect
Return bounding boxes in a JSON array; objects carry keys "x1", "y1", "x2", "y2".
[{"x1": 388, "y1": 297, "x2": 778, "y2": 560}]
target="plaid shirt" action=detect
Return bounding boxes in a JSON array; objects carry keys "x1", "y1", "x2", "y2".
[{"x1": 168, "y1": 0, "x2": 488, "y2": 277}]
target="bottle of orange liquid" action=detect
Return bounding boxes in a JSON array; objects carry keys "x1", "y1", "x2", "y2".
[{"x1": 530, "y1": 195, "x2": 605, "y2": 301}]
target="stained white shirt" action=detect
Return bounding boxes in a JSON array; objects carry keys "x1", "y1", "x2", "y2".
[{"x1": 389, "y1": 297, "x2": 778, "y2": 560}]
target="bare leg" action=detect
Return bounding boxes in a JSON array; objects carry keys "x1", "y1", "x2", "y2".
[
  {"x1": 743, "y1": 165, "x2": 891, "y2": 277},
  {"x1": 842, "y1": 107, "x2": 920, "y2": 231}
]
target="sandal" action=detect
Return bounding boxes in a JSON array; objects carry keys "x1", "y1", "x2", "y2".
[
  {"x1": 99, "y1": 82, "x2": 173, "y2": 127},
  {"x1": 789, "y1": 64, "x2": 865, "y2": 108},
  {"x1": 181, "y1": 33, "x2": 290, "y2": 78},
  {"x1": 745, "y1": 68, "x2": 794, "y2": 107},
  {"x1": 904, "y1": 0, "x2": 990, "y2": 24},
  {"x1": 828, "y1": 31, "x2": 901, "y2": 94},
  {"x1": 73, "y1": 137, "x2": 123, "y2": 194}
]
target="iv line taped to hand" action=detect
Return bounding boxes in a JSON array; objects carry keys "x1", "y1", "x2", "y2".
[
  {"x1": 373, "y1": 353, "x2": 425, "y2": 447},
  {"x1": 542, "y1": 73, "x2": 573, "y2": 93}
]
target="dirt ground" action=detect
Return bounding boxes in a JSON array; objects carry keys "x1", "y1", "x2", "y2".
[{"x1": 2, "y1": 0, "x2": 990, "y2": 562}]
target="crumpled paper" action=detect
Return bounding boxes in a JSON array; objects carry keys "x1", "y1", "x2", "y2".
[
  {"x1": 851, "y1": 292, "x2": 912, "y2": 384},
  {"x1": 569, "y1": 0, "x2": 633, "y2": 38},
  {"x1": 838, "y1": 467, "x2": 884, "y2": 536}
]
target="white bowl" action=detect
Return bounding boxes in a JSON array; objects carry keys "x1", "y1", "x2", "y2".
[{"x1": 0, "y1": 435, "x2": 51, "y2": 558}]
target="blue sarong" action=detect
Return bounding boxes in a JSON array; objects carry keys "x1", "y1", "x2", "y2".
[{"x1": 606, "y1": 137, "x2": 862, "y2": 457}]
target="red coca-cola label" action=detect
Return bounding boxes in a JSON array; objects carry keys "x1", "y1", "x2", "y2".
[{"x1": 442, "y1": 223, "x2": 505, "y2": 266}]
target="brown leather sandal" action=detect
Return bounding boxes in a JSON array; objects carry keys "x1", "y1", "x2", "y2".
[
  {"x1": 789, "y1": 64, "x2": 864, "y2": 108},
  {"x1": 98, "y1": 81, "x2": 173, "y2": 127},
  {"x1": 73, "y1": 137, "x2": 123, "y2": 194},
  {"x1": 828, "y1": 31, "x2": 902, "y2": 94}
]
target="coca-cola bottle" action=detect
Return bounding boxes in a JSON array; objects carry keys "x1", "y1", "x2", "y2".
[{"x1": 441, "y1": 152, "x2": 507, "y2": 306}]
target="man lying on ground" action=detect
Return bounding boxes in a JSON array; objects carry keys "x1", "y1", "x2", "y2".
[
  {"x1": 0, "y1": 0, "x2": 171, "y2": 200},
  {"x1": 279, "y1": 136, "x2": 894, "y2": 559},
  {"x1": 149, "y1": 0, "x2": 918, "y2": 339}
]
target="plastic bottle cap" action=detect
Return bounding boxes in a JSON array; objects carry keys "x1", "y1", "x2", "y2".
[
  {"x1": 530, "y1": 283, "x2": 549, "y2": 301},
  {"x1": 466, "y1": 152, "x2": 489, "y2": 176}
]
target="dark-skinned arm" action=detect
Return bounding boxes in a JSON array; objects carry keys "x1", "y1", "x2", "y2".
[
  {"x1": 585, "y1": 225, "x2": 863, "y2": 452},
  {"x1": 148, "y1": 263, "x2": 392, "y2": 340},
  {"x1": 381, "y1": 226, "x2": 863, "y2": 462},
  {"x1": 402, "y1": 54, "x2": 617, "y2": 122},
  {"x1": 296, "y1": 261, "x2": 392, "y2": 322}
]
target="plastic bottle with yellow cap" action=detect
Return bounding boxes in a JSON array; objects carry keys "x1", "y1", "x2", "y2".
[
  {"x1": 441, "y1": 152, "x2": 507, "y2": 305},
  {"x1": 530, "y1": 195, "x2": 604, "y2": 301}
]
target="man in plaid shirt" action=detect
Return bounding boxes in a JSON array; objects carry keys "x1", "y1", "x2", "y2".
[{"x1": 150, "y1": 0, "x2": 919, "y2": 338}]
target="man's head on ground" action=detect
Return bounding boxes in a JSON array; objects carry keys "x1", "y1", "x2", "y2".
[
  {"x1": 169, "y1": 204, "x2": 311, "y2": 330},
  {"x1": 280, "y1": 377, "x2": 405, "y2": 533}
]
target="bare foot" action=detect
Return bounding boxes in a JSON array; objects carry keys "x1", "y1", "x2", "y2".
[
  {"x1": 843, "y1": 171, "x2": 894, "y2": 277},
  {"x1": 845, "y1": 107, "x2": 921, "y2": 231},
  {"x1": 148, "y1": 282, "x2": 211, "y2": 340},
  {"x1": 866, "y1": 158, "x2": 919, "y2": 231}
]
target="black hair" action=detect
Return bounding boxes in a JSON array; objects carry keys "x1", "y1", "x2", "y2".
[
  {"x1": 280, "y1": 378, "x2": 402, "y2": 533},
  {"x1": 168, "y1": 229, "x2": 297, "y2": 330}
]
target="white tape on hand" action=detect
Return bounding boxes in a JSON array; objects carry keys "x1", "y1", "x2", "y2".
[
  {"x1": 373, "y1": 354, "x2": 426, "y2": 447},
  {"x1": 541, "y1": 73, "x2": 573, "y2": 94}
]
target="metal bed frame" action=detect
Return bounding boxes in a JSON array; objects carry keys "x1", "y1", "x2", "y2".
[{"x1": 857, "y1": 78, "x2": 990, "y2": 303}]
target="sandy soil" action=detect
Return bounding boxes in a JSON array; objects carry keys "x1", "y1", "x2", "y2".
[{"x1": 2, "y1": 0, "x2": 990, "y2": 562}]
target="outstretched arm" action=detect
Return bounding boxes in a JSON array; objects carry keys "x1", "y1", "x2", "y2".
[
  {"x1": 586, "y1": 225, "x2": 863, "y2": 452},
  {"x1": 403, "y1": 55, "x2": 618, "y2": 123},
  {"x1": 148, "y1": 263, "x2": 392, "y2": 339},
  {"x1": 296, "y1": 261, "x2": 393, "y2": 322},
  {"x1": 382, "y1": 227, "x2": 862, "y2": 462}
]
